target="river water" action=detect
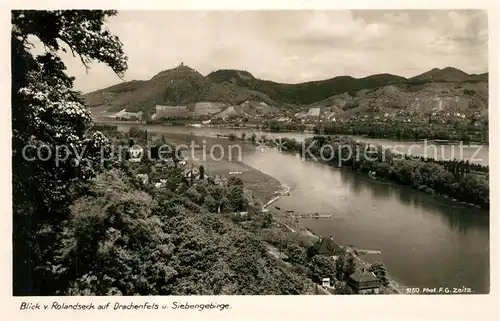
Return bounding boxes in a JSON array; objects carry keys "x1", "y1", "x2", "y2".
[
  {"x1": 113, "y1": 123, "x2": 490, "y2": 294},
  {"x1": 110, "y1": 123, "x2": 488, "y2": 165}
]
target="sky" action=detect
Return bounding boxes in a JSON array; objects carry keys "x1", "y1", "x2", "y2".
[{"x1": 56, "y1": 10, "x2": 488, "y2": 93}]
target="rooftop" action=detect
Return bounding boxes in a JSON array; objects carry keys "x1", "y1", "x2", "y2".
[
  {"x1": 349, "y1": 270, "x2": 379, "y2": 283},
  {"x1": 314, "y1": 236, "x2": 344, "y2": 256}
]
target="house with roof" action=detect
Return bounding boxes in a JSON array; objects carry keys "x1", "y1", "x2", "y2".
[
  {"x1": 183, "y1": 165, "x2": 198, "y2": 178},
  {"x1": 136, "y1": 174, "x2": 149, "y2": 185},
  {"x1": 214, "y1": 175, "x2": 228, "y2": 186},
  {"x1": 322, "y1": 278, "x2": 332, "y2": 288},
  {"x1": 311, "y1": 235, "x2": 345, "y2": 257},
  {"x1": 110, "y1": 109, "x2": 143, "y2": 121},
  {"x1": 152, "y1": 178, "x2": 169, "y2": 188},
  {"x1": 155, "y1": 104, "x2": 189, "y2": 119},
  {"x1": 347, "y1": 268, "x2": 382, "y2": 294},
  {"x1": 127, "y1": 146, "x2": 144, "y2": 163},
  {"x1": 307, "y1": 107, "x2": 320, "y2": 117}
]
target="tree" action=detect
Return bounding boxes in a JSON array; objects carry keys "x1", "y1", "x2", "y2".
[
  {"x1": 54, "y1": 170, "x2": 172, "y2": 295},
  {"x1": 199, "y1": 165, "x2": 205, "y2": 180},
  {"x1": 228, "y1": 176, "x2": 244, "y2": 187},
  {"x1": 334, "y1": 253, "x2": 347, "y2": 280},
  {"x1": 186, "y1": 185, "x2": 204, "y2": 204},
  {"x1": 172, "y1": 144, "x2": 183, "y2": 167},
  {"x1": 203, "y1": 195, "x2": 218, "y2": 213},
  {"x1": 163, "y1": 167, "x2": 186, "y2": 192},
  {"x1": 259, "y1": 211, "x2": 273, "y2": 228},
  {"x1": 334, "y1": 280, "x2": 354, "y2": 294},
  {"x1": 334, "y1": 252, "x2": 356, "y2": 281},
  {"x1": 306, "y1": 243, "x2": 319, "y2": 259},
  {"x1": 227, "y1": 185, "x2": 247, "y2": 212},
  {"x1": 345, "y1": 253, "x2": 356, "y2": 277},
  {"x1": 307, "y1": 255, "x2": 337, "y2": 283},
  {"x1": 12, "y1": 10, "x2": 127, "y2": 295},
  {"x1": 286, "y1": 243, "x2": 307, "y2": 265},
  {"x1": 368, "y1": 262, "x2": 389, "y2": 286},
  {"x1": 128, "y1": 126, "x2": 145, "y2": 139}
]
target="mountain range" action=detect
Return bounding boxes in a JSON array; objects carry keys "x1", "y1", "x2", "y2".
[{"x1": 83, "y1": 65, "x2": 488, "y2": 119}]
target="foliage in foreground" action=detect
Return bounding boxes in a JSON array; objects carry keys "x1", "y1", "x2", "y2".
[
  {"x1": 12, "y1": 10, "x2": 127, "y2": 295},
  {"x1": 52, "y1": 169, "x2": 310, "y2": 295}
]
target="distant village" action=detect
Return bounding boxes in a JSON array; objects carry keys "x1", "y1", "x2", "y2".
[
  {"x1": 125, "y1": 144, "x2": 228, "y2": 189},
  {"x1": 102, "y1": 95, "x2": 483, "y2": 129}
]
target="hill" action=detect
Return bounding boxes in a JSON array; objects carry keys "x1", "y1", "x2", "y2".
[
  {"x1": 408, "y1": 67, "x2": 481, "y2": 83},
  {"x1": 207, "y1": 71, "x2": 408, "y2": 105},
  {"x1": 304, "y1": 81, "x2": 489, "y2": 120},
  {"x1": 84, "y1": 65, "x2": 488, "y2": 119},
  {"x1": 83, "y1": 64, "x2": 276, "y2": 118},
  {"x1": 471, "y1": 73, "x2": 489, "y2": 82}
]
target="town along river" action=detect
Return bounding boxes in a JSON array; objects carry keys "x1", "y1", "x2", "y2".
[{"x1": 114, "y1": 123, "x2": 490, "y2": 294}]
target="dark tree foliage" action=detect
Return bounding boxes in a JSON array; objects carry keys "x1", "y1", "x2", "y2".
[
  {"x1": 307, "y1": 255, "x2": 337, "y2": 283},
  {"x1": 368, "y1": 262, "x2": 389, "y2": 286},
  {"x1": 285, "y1": 243, "x2": 308, "y2": 265},
  {"x1": 316, "y1": 121, "x2": 488, "y2": 144},
  {"x1": 228, "y1": 176, "x2": 244, "y2": 187},
  {"x1": 268, "y1": 121, "x2": 306, "y2": 133},
  {"x1": 12, "y1": 10, "x2": 127, "y2": 295},
  {"x1": 51, "y1": 169, "x2": 310, "y2": 295},
  {"x1": 334, "y1": 252, "x2": 356, "y2": 281}
]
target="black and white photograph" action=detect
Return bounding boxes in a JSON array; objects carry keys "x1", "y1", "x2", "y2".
[{"x1": 6, "y1": 5, "x2": 498, "y2": 318}]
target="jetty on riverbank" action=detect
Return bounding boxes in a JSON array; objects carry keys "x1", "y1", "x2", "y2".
[
  {"x1": 262, "y1": 184, "x2": 291, "y2": 209},
  {"x1": 287, "y1": 212, "x2": 333, "y2": 219}
]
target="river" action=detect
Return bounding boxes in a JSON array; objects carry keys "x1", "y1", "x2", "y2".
[
  {"x1": 113, "y1": 123, "x2": 490, "y2": 294},
  {"x1": 109, "y1": 122, "x2": 489, "y2": 165}
]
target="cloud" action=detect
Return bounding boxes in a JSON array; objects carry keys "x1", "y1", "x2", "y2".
[
  {"x1": 428, "y1": 10, "x2": 487, "y2": 47},
  {"x1": 383, "y1": 12, "x2": 411, "y2": 25},
  {"x1": 50, "y1": 10, "x2": 488, "y2": 93}
]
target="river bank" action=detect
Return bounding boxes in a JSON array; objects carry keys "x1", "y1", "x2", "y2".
[
  {"x1": 258, "y1": 178, "x2": 405, "y2": 294},
  {"x1": 360, "y1": 170, "x2": 486, "y2": 209},
  {"x1": 153, "y1": 132, "x2": 397, "y2": 293},
  {"x1": 95, "y1": 120, "x2": 489, "y2": 146},
  {"x1": 192, "y1": 146, "x2": 402, "y2": 293},
  {"x1": 245, "y1": 135, "x2": 489, "y2": 209},
  {"x1": 112, "y1": 125, "x2": 489, "y2": 294}
]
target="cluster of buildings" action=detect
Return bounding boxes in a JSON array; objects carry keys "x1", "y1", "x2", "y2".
[
  {"x1": 109, "y1": 109, "x2": 143, "y2": 121},
  {"x1": 130, "y1": 147, "x2": 228, "y2": 189},
  {"x1": 312, "y1": 236, "x2": 382, "y2": 294},
  {"x1": 294, "y1": 106, "x2": 337, "y2": 122},
  {"x1": 103, "y1": 84, "x2": 483, "y2": 128},
  {"x1": 151, "y1": 102, "x2": 226, "y2": 120}
]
